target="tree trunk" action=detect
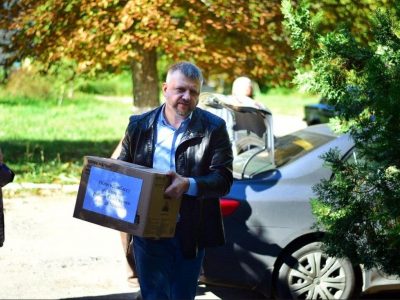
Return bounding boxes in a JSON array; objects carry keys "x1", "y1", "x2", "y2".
[{"x1": 131, "y1": 46, "x2": 159, "y2": 108}]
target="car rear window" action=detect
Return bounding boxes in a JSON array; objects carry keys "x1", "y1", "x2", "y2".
[
  {"x1": 274, "y1": 131, "x2": 335, "y2": 167},
  {"x1": 234, "y1": 130, "x2": 335, "y2": 178}
]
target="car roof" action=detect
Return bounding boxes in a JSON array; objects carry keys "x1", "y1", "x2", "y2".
[{"x1": 297, "y1": 123, "x2": 337, "y2": 137}]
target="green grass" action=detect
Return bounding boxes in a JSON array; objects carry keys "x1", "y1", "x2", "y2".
[
  {"x1": 0, "y1": 92, "x2": 132, "y2": 183},
  {"x1": 0, "y1": 88, "x2": 319, "y2": 184},
  {"x1": 257, "y1": 88, "x2": 319, "y2": 116},
  {"x1": 77, "y1": 71, "x2": 133, "y2": 96}
]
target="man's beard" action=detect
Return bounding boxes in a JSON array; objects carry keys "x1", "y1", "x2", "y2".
[
  {"x1": 176, "y1": 108, "x2": 191, "y2": 117},
  {"x1": 175, "y1": 102, "x2": 193, "y2": 117}
]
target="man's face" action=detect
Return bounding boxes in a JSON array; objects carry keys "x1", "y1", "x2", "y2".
[
  {"x1": 246, "y1": 85, "x2": 254, "y2": 98},
  {"x1": 162, "y1": 70, "x2": 201, "y2": 118}
]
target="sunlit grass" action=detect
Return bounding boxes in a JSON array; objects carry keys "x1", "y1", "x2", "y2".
[
  {"x1": 257, "y1": 88, "x2": 319, "y2": 116},
  {"x1": 0, "y1": 88, "x2": 319, "y2": 183},
  {"x1": 0, "y1": 92, "x2": 132, "y2": 183}
]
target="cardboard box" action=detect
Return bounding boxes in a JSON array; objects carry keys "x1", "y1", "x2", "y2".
[{"x1": 73, "y1": 156, "x2": 181, "y2": 238}]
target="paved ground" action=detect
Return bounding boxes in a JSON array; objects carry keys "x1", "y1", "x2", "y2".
[
  {"x1": 3, "y1": 191, "x2": 400, "y2": 300},
  {"x1": 1, "y1": 191, "x2": 133, "y2": 299},
  {"x1": 0, "y1": 190, "x2": 266, "y2": 300}
]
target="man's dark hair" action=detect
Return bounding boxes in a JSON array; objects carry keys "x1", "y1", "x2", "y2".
[{"x1": 167, "y1": 61, "x2": 203, "y2": 85}]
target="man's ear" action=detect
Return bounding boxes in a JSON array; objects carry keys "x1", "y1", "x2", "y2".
[{"x1": 162, "y1": 82, "x2": 168, "y2": 96}]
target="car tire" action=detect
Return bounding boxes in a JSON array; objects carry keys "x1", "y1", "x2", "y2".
[{"x1": 274, "y1": 241, "x2": 359, "y2": 299}]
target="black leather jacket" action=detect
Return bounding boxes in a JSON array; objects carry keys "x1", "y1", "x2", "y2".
[{"x1": 118, "y1": 105, "x2": 233, "y2": 258}]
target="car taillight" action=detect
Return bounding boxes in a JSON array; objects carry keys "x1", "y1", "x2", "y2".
[{"x1": 220, "y1": 198, "x2": 240, "y2": 217}]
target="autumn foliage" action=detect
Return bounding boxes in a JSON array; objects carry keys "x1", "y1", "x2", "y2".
[
  {"x1": 1, "y1": 0, "x2": 293, "y2": 106},
  {"x1": 2, "y1": 1, "x2": 395, "y2": 106}
]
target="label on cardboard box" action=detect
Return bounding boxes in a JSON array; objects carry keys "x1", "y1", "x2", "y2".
[
  {"x1": 73, "y1": 156, "x2": 181, "y2": 238},
  {"x1": 82, "y1": 166, "x2": 142, "y2": 224}
]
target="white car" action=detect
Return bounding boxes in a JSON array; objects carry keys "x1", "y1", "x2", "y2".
[{"x1": 198, "y1": 92, "x2": 274, "y2": 157}]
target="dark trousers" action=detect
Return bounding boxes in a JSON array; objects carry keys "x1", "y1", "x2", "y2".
[{"x1": 133, "y1": 236, "x2": 204, "y2": 300}]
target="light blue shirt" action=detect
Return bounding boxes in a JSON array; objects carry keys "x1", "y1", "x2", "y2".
[{"x1": 153, "y1": 106, "x2": 198, "y2": 196}]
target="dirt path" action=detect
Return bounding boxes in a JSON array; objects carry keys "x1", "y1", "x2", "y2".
[
  {"x1": 0, "y1": 191, "x2": 139, "y2": 299},
  {"x1": 1, "y1": 191, "x2": 266, "y2": 300}
]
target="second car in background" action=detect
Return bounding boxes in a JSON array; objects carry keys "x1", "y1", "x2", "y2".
[{"x1": 303, "y1": 98, "x2": 335, "y2": 126}]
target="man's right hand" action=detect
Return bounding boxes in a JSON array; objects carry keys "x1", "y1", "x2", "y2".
[{"x1": 164, "y1": 171, "x2": 189, "y2": 199}]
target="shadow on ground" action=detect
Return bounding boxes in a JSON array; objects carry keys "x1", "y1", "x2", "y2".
[
  {"x1": 40, "y1": 284, "x2": 400, "y2": 300},
  {"x1": 361, "y1": 291, "x2": 400, "y2": 299},
  {"x1": 2, "y1": 139, "x2": 120, "y2": 164},
  {"x1": 61, "y1": 292, "x2": 141, "y2": 300},
  {"x1": 197, "y1": 284, "x2": 266, "y2": 299},
  {"x1": 61, "y1": 284, "x2": 266, "y2": 300}
]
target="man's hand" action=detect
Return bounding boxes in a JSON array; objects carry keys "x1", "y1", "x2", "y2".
[{"x1": 164, "y1": 171, "x2": 189, "y2": 199}]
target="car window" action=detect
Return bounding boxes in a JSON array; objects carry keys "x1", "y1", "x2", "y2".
[
  {"x1": 345, "y1": 149, "x2": 360, "y2": 164},
  {"x1": 234, "y1": 130, "x2": 335, "y2": 178},
  {"x1": 274, "y1": 131, "x2": 335, "y2": 167},
  {"x1": 232, "y1": 148, "x2": 274, "y2": 178}
]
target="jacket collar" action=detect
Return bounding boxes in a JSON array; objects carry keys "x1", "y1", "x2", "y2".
[
  {"x1": 182, "y1": 107, "x2": 205, "y2": 142},
  {"x1": 137, "y1": 105, "x2": 163, "y2": 131},
  {"x1": 140, "y1": 105, "x2": 205, "y2": 141}
]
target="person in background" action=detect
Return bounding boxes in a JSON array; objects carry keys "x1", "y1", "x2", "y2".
[
  {"x1": 232, "y1": 76, "x2": 254, "y2": 99},
  {"x1": 0, "y1": 148, "x2": 4, "y2": 247},
  {"x1": 117, "y1": 61, "x2": 233, "y2": 300},
  {"x1": 230, "y1": 76, "x2": 265, "y2": 109},
  {"x1": 0, "y1": 147, "x2": 15, "y2": 247}
]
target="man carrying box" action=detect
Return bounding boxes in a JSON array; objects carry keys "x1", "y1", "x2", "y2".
[{"x1": 117, "y1": 61, "x2": 233, "y2": 300}]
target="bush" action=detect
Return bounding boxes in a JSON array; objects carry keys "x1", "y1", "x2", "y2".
[
  {"x1": 283, "y1": 0, "x2": 400, "y2": 275},
  {"x1": 77, "y1": 71, "x2": 132, "y2": 96},
  {"x1": 5, "y1": 67, "x2": 55, "y2": 100}
]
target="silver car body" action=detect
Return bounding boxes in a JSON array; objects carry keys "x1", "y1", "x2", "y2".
[{"x1": 202, "y1": 124, "x2": 400, "y2": 298}]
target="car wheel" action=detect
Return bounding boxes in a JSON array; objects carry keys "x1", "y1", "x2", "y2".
[{"x1": 274, "y1": 242, "x2": 358, "y2": 299}]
